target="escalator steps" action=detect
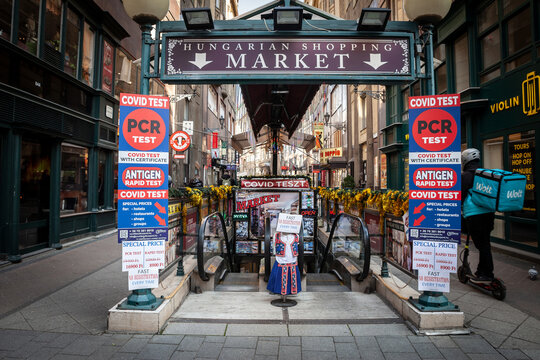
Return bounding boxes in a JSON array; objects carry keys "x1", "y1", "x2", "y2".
[
  {"x1": 306, "y1": 273, "x2": 350, "y2": 292},
  {"x1": 215, "y1": 273, "x2": 259, "y2": 292}
]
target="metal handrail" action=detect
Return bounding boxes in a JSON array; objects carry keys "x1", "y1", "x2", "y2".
[
  {"x1": 197, "y1": 211, "x2": 231, "y2": 281},
  {"x1": 320, "y1": 213, "x2": 371, "y2": 281}
]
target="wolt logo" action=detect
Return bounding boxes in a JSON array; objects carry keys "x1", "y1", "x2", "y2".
[
  {"x1": 475, "y1": 182, "x2": 493, "y2": 195},
  {"x1": 523, "y1": 71, "x2": 540, "y2": 116},
  {"x1": 507, "y1": 189, "x2": 523, "y2": 199}
]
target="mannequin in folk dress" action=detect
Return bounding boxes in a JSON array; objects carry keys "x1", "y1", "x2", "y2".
[{"x1": 267, "y1": 231, "x2": 302, "y2": 295}]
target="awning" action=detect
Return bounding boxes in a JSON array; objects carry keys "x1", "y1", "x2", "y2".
[{"x1": 232, "y1": 128, "x2": 316, "y2": 154}]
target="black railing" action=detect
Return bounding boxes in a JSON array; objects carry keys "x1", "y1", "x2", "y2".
[
  {"x1": 197, "y1": 211, "x2": 232, "y2": 281},
  {"x1": 320, "y1": 212, "x2": 371, "y2": 281}
]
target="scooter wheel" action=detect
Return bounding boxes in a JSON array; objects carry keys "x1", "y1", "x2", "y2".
[
  {"x1": 491, "y1": 279, "x2": 506, "y2": 301},
  {"x1": 457, "y1": 266, "x2": 469, "y2": 284}
]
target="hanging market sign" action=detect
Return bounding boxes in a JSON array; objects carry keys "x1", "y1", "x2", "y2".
[{"x1": 163, "y1": 36, "x2": 413, "y2": 83}]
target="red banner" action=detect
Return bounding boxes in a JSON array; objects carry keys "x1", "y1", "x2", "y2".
[
  {"x1": 212, "y1": 132, "x2": 218, "y2": 149},
  {"x1": 240, "y1": 179, "x2": 309, "y2": 189}
]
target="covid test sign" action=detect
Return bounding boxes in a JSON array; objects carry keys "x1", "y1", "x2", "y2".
[
  {"x1": 118, "y1": 94, "x2": 169, "y2": 246},
  {"x1": 408, "y1": 94, "x2": 461, "y2": 292}
]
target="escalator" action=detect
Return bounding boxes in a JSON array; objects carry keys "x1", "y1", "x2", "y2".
[{"x1": 195, "y1": 211, "x2": 370, "y2": 293}]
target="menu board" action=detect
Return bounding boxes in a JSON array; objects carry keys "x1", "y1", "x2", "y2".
[{"x1": 509, "y1": 138, "x2": 536, "y2": 216}]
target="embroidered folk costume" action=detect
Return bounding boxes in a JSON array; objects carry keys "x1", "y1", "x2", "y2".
[{"x1": 267, "y1": 232, "x2": 302, "y2": 295}]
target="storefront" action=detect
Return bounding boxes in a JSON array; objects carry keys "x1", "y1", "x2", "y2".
[
  {"x1": 470, "y1": 67, "x2": 539, "y2": 251},
  {"x1": 0, "y1": 0, "x2": 132, "y2": 261}
]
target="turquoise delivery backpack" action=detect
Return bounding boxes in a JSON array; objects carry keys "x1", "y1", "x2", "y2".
[
  {"x1": 470, "y1": 168, "x2": 526, "y2": 212},
  {"x1": 462, "y1": 190, "x2": 492, "y2": 218}
]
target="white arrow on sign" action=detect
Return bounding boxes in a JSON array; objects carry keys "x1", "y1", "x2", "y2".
[
  {"x1": 364, "y1": 54, "x2": 387, "y2": 70},
  {"x1": 189, "y1": 53, "x2": 213, "y2": 69}
]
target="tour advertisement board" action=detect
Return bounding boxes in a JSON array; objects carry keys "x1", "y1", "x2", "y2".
[
  {"x1": 408, "y1": 94, "x2": 461, "y2": 292},
  {"x1": 118, "y1": 93, "x2": 170, "y2": 287}
]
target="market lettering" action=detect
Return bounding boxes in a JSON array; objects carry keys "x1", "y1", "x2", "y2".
[
  {"x1": 236, "y1": 195, "x2": 281, "y2": 211},
  {"x1": 490, "y1": 96, "x2": 519, "y2": 114},
  {"x1": 225, "y1": 52, "x2": 351, "y2": 70}
]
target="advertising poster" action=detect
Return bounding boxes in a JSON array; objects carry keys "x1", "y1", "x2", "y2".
[
  {"x1": 313, "y1": 122, "x2": 324, "y2": 149},
  {"x1": 102, "y1": 40, "x2": 113, "y2": 94},
  {"x1": 118, "y1": 93, "x2": 169, "y2": 281},
  {"x1": 408, "y1": 94, "x2": 461, "y2": 292}
]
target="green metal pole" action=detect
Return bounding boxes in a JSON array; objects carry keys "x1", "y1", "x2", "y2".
[
  {"x1": 409, "y1": 25, "x2": 458, "y2": 312},
  {"x1": 119, "y1": 23, "x2": 163, "y2": 310},
  {"x1": 176, "y1": 202, "x2": 185, "y2": 276},
  {"x1": 49, "y1": 142, "x2": 62, "y2": 250},
  {"x1": 7, "y1": 130, "x2": 21, "y2": 263}
]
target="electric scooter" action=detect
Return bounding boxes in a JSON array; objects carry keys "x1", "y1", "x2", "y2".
[{"x1": 457, "y1": 232, "x2": 506, "y2": 300}]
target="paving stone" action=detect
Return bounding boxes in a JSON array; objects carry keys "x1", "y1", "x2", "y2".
[
  {"x1": 383, "y1": 353, "x2": 421, "y2": 360},
  {"x1": 60, "y1": 335, "x2": 105, "y2": 356},
  {"x1": 259, "y1": 337, "x2": 280, "y2": 342},
  {"x1": 357, "y1": 349, "x2": 384, "y2": 360},
  {"x1": 33, "y1": 332, "x2": 61, "y2": 343},
  {"x1": 498, "y1": 349, "x2": 531, "y2": 360},
  {"x1": 479, "y1": 307, "x2": 529, "y2": 325},
  {"x1": 408, "y1": 336, "x2": 433, "y2": 344},
  {"x1": 254, "y1": 356, "x2": 278, "y2": 360},
  {"x1": 412, "y1": 343, "x2": 443, "y2": 359},
  {"x1": 301, "y1": 336, "x2": 335, "y2": 352},
  {"x1": 355, "y1": 336, "x2": 379, "y2": 350},
  {"x1": 470, "y1": 316, "x2": 518, "y2": 336},
  {"x1": 279, "y1": 337, "x2": 300, "y2": 346},
  {"x1": 256, "y1": 341, "x2": 279, "y2": 356},
  {"x1": 226, "y1": 324, "x2": 287, "y2": 337},
  {"x1": 500, "y1": 337, "x2": 540, "y2": 350},
  {"x1": 178, "y1": 336, "x2": 206, "y2": 352},
  {"x1": 349, "y1": 324, "x2": 411, "y2": 336},
  {"x1": 136, "y1": 343, "x2": 177, "y2": 359},
  {"x1": 205, "y1": 336, "x2": 226, "y2": 343},
  {"x1": 471, "y1": 328, "x2": 507, "y2": 348},
  {"x1": 278, "y1": 345, "x2": 301, "y2": 360},
  {"x1": 170, "y1": 351, "x2": 197, "y2": 360},
  {"x1": 46, "y1": 333, "x2": 81, "y2": 349},
  {"x1": 467, "y1": 354, "x2": 506, "y2": 360},
  {"x1": 428, "y1": 336, "x2": 457, "y2": 349},
  {"x1": 89, "y1": 345, "x2": 120, "y2": 360},
  {"x1": 27, "y1": 346, "x2": 62, "y2": 360},
  {"x1": 334, "y1": 336, "x2": 356, "y2": 343},
  {"x1": 290, "y1": 325, "x2": 350, "y2": 336},
  {"x1": 511, "y1": 324, "x2": 540, "y2": 345},
  {"x1": 101, "y1": 334, "x2": 133, "y2": 347},
  {"x1": 110, "y1": 352, "x2": 140, "y2": 360},
  {"x1": 164, "y1": 323, "x2": 226, "y2": 336},
  {"x1": 150, "y1": 334, "x2": 184, "y2": 344},
  {"x1": 302, "y1": 350, "x2": 338, "y2": 360},
  {"x1": 119, "y1": 337, "x2": 150, "y2": 353},
  {"x1": 218, "y1": 347, "x2": 255, "y2": 360},
  {"x1": 197, "y1": 341, "x2": 223, "y2": 358},
  {"x1": 438, "y1": 347, "x2": 469, "y2": 360},
  {"x1": 6, "y1": 339, "x2": 42, "y2": 358},
  {"x1": 522, "y1": 349, "x2": 540, "y2": 360},
  {"x1": 376, "y1": 336, "x2": 414, "y2": 353},
  {"x1": 49, "y1": 354, "x2": 87, "y2": 360},
  {"x1": 452, "y1": 335, "x2": 498, "y2": 354},
  {"x1": 223, "y1": 336, "x2": 258, "y2": 349},
  {"x1": 335, "y1": 342, "x2": 360, "y2": 359},
  {"x1": 0, "y1": 330, "x2": 35, "y2": 350}
]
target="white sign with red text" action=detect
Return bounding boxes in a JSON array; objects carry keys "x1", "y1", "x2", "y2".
[
  {"x1": 122, "y1": 240, "x2": 165, "y2": 271},
  {"x1": 128, "y1": 268, "x2": 159, "y2": 290},
  {"x1": 276, "y1": 213, "x2": 303, "y2": 234},
  {"x1": 240, "y1": 179, "x2": 309, "y2": 189}
]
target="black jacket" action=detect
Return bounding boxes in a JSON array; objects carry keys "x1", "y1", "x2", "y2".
[{"x1": 462, "y1": 159, "x2": 480, "y2": 198}]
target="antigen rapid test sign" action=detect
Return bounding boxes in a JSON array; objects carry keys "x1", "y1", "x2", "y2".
[
  {"x1": 118, "y1": 94, "x2": 169, "y2": 284},
  {"x1": 409, "y1": 94, "x2": 461, "y2": 292}
]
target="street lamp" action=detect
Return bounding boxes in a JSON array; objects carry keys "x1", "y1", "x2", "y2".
[
  {"x1": 404, "y1": 0, "x2": 455, "y2": 312},
  {"x1": 219, "y1": 116, "x2": 225, "y2": 129},
  {"x1": 120, "y1": 0, "x2": 169, "y2": 311},
  {"x1": 323, "y1": 112, "x2": 331, "y2": 125}
]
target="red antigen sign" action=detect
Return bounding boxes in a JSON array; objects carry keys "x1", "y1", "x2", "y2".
[
  {"x1": 413, "y1": 167, "x2": 457, "y2": 189},
  {"x1": 122, "y1": 167, "x2": 165, "y2": 188},
  {"x1": 240, "y1": 179, "x2": 310, "y2": 189},
  {"x1": 409, "y1": 190, "x2": 461, "y2": 201}
]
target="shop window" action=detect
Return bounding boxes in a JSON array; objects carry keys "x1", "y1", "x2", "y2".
[
  {"x1": 98, "y1": 150, "x2": 107, "y2": 208},
  {"x1": 503, "y1": 0, "x2": 526, "y2": 15},
  {"x1": 482, "y1": 136, "x2": 505, "y2": 239},
  {"x1": 454, "y1": 33, "x2": 470, "y2": 93},
  {"x1": 481, "y1": 29, "x2": 500, "y2": 70},
  {"x1": 506, "y1": 7, "x2": 531, "y2": 56},
  {"x1": 0, "y1": 0, "x2": 12, "y2": 40},
  {"x1": 65, "y1": 7, "x2": 80, "y2": 76},
  {"x1": 434, "y1": 44, "x2": 447, "y2": 94},
  {"x1": 60, "y1": 143, "x2": 88, "y2": 214},
  {"x1": 101, "y1": 40, "x2": 114, "y2": 94},
  {"x1": 208, "y1": 86, "x2": 217, "y2": 115},
  {"x1": 17, "y1": 0, "x2": 40, "y2": 55},
  {"x1": 44, "y1": 0, "x2": 62, "y2": 54},
  {"x1": 82, "y1": 22, "x2": 95, "y2": 86},
  {"x1": 478, "y1": 1, "x2": 498, "y2": 34},
  {"x1": 114, "y1": 50, "x2": 136, "y2": 98}
]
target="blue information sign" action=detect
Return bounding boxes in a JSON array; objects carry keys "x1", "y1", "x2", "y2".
[
  {"x1": 408, "y1": 95, "x2": 461, "y2": 243},
  {"x1": 118, "y1": 94, "x2": 170, "y2": 243}
]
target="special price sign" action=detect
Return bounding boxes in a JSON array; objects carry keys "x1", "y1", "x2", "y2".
[
  {"x1": 118, "y1": 93, "x2": 169, "y2": 244},
  {"x1": 408, "y1": 94, "x2": 461, "y2": 243}
]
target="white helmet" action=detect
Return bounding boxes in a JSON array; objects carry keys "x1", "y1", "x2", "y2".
[{"x1": 462, "y1": 148, "x2": 480, "y2": 166}]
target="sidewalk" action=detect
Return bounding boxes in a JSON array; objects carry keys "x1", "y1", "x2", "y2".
[{"x1": 0, "y1": 230, "x2": 539, "y2": 359}]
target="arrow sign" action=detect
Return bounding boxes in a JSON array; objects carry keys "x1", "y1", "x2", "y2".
[
  {"x1": 364, "y1": 53, "x2": 387, "y2": 70},
  {"x1": 154, "y1": 202, "x2": 166, "y2": 214},
  {"x1": 189, "y1": 53, "x2": 213, "y2": 69},
  {"x1": 413, "y1": 202, "x2": 426, "y2": 214},
  {"x1": 154, "y1": 214, "x2": 166, "y2": 226},
  {"x1": 413, "y1": 215, "x2": 426, "y2": 227}
]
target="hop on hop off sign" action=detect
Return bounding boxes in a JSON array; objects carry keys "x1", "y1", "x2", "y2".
[{"x1": 408, "y1": 94, "x2": 461, "y2": 293}]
